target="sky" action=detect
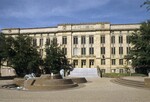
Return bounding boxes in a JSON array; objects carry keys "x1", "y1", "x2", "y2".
[{"x1": 0, "y1": 0, "x2": 149, "y2": 29}]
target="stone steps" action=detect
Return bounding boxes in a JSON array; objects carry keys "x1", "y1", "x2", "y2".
[
  {"x1": 69, "y1": 68, "x2": 100, "y2": 77},
  {"x1": 111, "y1": 78, "x2": 145, "y2": 88}
]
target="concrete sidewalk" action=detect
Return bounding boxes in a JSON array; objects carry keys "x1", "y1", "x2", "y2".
[{"x1": 0, "y1": 78, "x2": 150, "y2": 102}]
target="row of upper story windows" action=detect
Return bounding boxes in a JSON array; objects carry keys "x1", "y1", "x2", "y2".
[
  {"x1": 72, "y1": 35, "x2": 94, "y2": 44},
  {"x1": 70, "y1": 35, "x2": 130, "y2": 45},
  {"x1": 72, "y1": 46, "x2": 131, "y2": 56},
  {"x1": 39, "y1": 46, "x2": 131, "y2": 57},
  {"x1": 32, "y1": 35, "x2": 130, "y2": 46}
]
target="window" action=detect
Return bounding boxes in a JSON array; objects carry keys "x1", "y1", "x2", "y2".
[
  {"x1": 119, "y1": 36, "x2": 123, "y2": 44},
  {"x1": 101, "y1": 47, "x2": 105, "y2": 54},
  {"x1": 101, "y1": 35, "x2": 105, "y2": 44},
  {"x1": 127, "y1": 47, "x2": 131, "y2": 54},
  {"x1": 39, "y1": 49, "x2": 43, "y2": 57},
  {"x1": 119, "y1": 47, "x2": 123, "y2": 54},
  {"x1": 119, "y1": 69, "x2": 124, "y2": 73},
  {"x1": 101, "y1": 59, "x2": 105, "y2": 65},
  {"x1": 40, "y1": 38, "x2": 43, "y2": 46},
  {"x1": 62, "y1": 48, "x2": 67, "y2": 55},
  {"x1": 62, "y1": 36, "x2": 67, "y2": 44},
  {"x1": 33, "y1": 38, "x2": 37, "y2": 46},
  {"x1": 89, "y1": 59, "x2": 94, "y2": 67},
  {"x1": 81, "y1": 36, "x2": 86, "y2": 44},
  {"x1": 81, "y1": 47, "x2": 86, "y2": 55},
  {"x1": 46, "y1": 38, "x2": 50, "y2": 45},
  {"x1": 81, "y1": 60, "x2": 86, "y2": 67},
  {"x1": 73, "y1": 36, "x2": 78, "y2": 44},
  {"x1": 111, "y1": 36, "x2": 115, "y2": 44},
  {"x1": 101, "y1": 69, "x2": 106, "y2": 73},
  {"x1": 73, "y1": 60, "x2": 78, "y2": 66},
  {"x1": 73, "y1": 47, "x2": 78, "y2": 55},
  {"x1": 119, "y1": 59, "x2": 123, "y2": 65},
  {"x1": 53, "y1": 38, "x2": 57, "y2": 44},
  {"x1": 126, "y1": 36, "x2": 130, "y2": 44},
  {"x1": 89, "y1": 35, "x2": 94, "y2": 44},
  {"x1": 89, "y1": 47, "x2": 94, "y2": 55},
  {"x1": 112, "y1": 69, "x2": 116, "y2": 73},
  {"x1": 111, "y1": 47, "x2": 115, "y2": 55},
  {"x1": 111, "y1": 59, "x2": 116, "y2": 65}
]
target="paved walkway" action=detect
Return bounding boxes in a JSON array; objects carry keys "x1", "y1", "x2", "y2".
[{"x1": 0, "y1": 77, "x2": 150, "y2": 102}]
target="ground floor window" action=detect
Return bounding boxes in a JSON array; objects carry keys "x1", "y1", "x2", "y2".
[
  {"x1": 119, "y1": 69, "x2": 124, "y2": 73},
  {"x1": 81, "y1": 60, "x2": 86, "y2": 68},
  {"x1": 101, "y1": 69, "x2": 106, "y2": 73},
  {"x1": 111, "y1": 69, "x2": 116, "y2": 73},
  {"x1": 89, "y1": 59, "x2": 94, "y2": 67},
  {"x1": 73, "y1": 60, "x2": 78, "y2": 67}
]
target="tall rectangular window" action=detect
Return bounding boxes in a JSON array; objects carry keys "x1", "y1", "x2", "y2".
[
  {"x1": 81, "y1": 60, "x2": 86, "y2": 68},
  {"x1": 40, "y1": 38, "x2": 43, "y2": 46},
  {"x1": 46, "y1": 38, "x2": 50, "y2": 45},
  {"x1": 111, "y1": 59, "x2": 116, "y2": 65},
  {"x1": 81, "y1": 36, "x2": 86, "y2": 44},
  {"x1": 62, "y1": 36, "x2": 67, "y2": 44},
  {"x1": 101, "y1": 59, "x2": 105, "y2": 65},
  {"x1": 119, "y1": 69, "x2": 124, "y2": 73},
  {"x1": 89, "y1": 35, "x2": 94, "y2": 44},
  {"x1": 111, "y1": 47, "x2": 115, "y2": 55},
  {"x1": 111, "y1": 36, "x2": 115, "y2": 44},
  {"x1": 89, "y1": 59, "x2": 94, "y2": 67},
  {"x1": 73, "y1": 60, "x2": 78, "y2": 66},
  {"x1": 73, "y1": 47, "x2": 78, "y2": 56},
  {"x1": 39, "y1": 49, "x2": 43, "y2": 57},
  {"x1": 81, "y1": 47, "x2": 86, "y2": 55},
  {"x1": 101, "y1": 35, "x2": 105, "y2": 44},
  {"x1": 62, "y1": 48, "x2": 67, "y2": 55},
  {"x1": 33, "y1": 38, "x2": 37, "y2": 46},
  {"x1": 119, "y1": 59, "x2": 123, "y2": 65},
  {"x1": 126, "y1": 36, "x2": 130, "y2": 44},
  {"x1": 89, "y1": 47, "x2": 94, "y2": 55},
  {"x1": 101, "y1": 47, "x2": 105, "y2": 54},
  {"x1": 127, "y1": 47, "x2": 131, "y2": 54},
  {"x1": 101, "y1": 69, "x2": 106, "y2": 73},
  {"x1": 73, "y1": 36, "x2": 78, "y2": 44},
  {"x1": 119, "y1": 47, "x2": 123, "y2": 54},
  {"x1": 119, "y1": 36, "x2": 123, "y2": 44}
]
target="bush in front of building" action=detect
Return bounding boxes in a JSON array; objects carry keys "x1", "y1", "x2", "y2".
[{"x1": 103, "y1": 73, "x2": 146, "y2": 78}]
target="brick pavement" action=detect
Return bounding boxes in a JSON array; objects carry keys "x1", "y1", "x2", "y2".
[{"x1": 0, "y1": 78, "x2": 150, "y2": 102}]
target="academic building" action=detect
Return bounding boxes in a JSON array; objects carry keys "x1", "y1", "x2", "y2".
[{"x1": 1, "y1": 22, "x2": 140, "y2": 74}]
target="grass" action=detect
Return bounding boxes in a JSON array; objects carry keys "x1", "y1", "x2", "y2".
[{"x1": 102, "y1": 73, "x2": 147, "y2": 78}]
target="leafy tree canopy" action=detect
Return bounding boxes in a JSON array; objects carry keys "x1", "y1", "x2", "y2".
[
  {"x1": 44, "y1": 38, "x2": 69, "y2": 74},
  {"x1": 5, "y1": 35, "x2": 41, "y2": 76},
  {"x1": 127, "y1": 20, "x2": 150, "y2": 74},
  {"x1": 0, "y1": 33, "x2": 7, "y2": 68},
  {"x1": 141, "y1": 0, "x2": 150, "y2": 11}
]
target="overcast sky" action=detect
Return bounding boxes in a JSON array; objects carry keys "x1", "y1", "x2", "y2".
[{"x1": 0, "y1": 0, "x2": 149, "y2": 29}]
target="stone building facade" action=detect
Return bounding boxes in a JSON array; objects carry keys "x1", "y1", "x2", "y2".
[{"x1": 1, "y1": 22, "x2": 140, "y2": 73}]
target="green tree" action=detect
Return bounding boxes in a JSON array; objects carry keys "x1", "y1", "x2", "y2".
[
  {"x1": 0, "y1": 33, "x2": 5, "y2": 64},
  {"x1": 141, "y1": 0, "x2": 150, "y2": 11},
  {"x1": 6, "y1": 35, "x2": 41, "y2": 76},
  {"x1": 0, "y1": 33, "x2": 7, "y2": 75},
  {"x1": 127, "y1": 21, "x2": 150, "y2": 75},
  {"x1": 44, "y1": 38, "x2": 69, "y2": 74}
]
